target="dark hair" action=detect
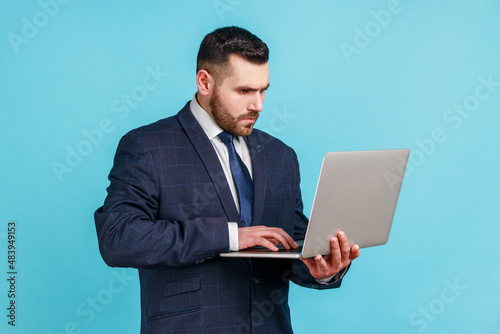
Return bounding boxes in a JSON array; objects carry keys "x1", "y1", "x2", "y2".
[{"x1": 196, "y1": 26, "x2": 269, "y2": 81}]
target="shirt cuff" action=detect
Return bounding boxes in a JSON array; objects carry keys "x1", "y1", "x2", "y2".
[
  {"x1": 315, "y1": 266, "x2": 348, "y2": 285},
  {"x1": 228, "y1": 222, "x2": 239, "y2": 251},
  {"x1": 316, "y1": 275, "x2": 335, "y2": 285}
]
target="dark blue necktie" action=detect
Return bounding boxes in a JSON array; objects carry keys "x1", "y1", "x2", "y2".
[{"x1": 218, "y1": 131, "x2": 253, "y2": 227}]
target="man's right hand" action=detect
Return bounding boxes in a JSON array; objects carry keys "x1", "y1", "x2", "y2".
[{"x1": 238, "y1": 226, "x2": 299, "y2": 251}]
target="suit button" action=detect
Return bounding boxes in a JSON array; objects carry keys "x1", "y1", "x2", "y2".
[{"x1": 253, "y1": 277, "x2": 260, "y2": 284}]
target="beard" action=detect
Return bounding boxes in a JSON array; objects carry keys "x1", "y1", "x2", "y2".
[{"x1": 209, "y1": 88, "x2": 259, "y2": 137}]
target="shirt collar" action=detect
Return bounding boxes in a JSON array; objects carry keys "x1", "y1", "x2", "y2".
[{"x1": 190, "y1": 94, "x2": 224, "y2": 141}]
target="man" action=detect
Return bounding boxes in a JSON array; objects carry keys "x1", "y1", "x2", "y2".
[{"x1": 95, "y1": 26, "x2": 360, "y2": 334}]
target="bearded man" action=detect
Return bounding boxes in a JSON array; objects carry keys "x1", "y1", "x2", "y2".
[{"x1": 95, "y1": 26, "x2": 360, "y2": 334}]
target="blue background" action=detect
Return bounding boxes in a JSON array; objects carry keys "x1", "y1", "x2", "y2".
[{"x1": 1, "y1": 0, "x2": 499, "y2": 333}]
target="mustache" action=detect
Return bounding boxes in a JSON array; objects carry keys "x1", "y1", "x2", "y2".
[{"x1": 238, "y1": 112, "x2": 260, "y2": 120}]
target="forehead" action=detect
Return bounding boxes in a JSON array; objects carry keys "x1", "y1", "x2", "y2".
[{"x1": 221, "y1": 54, "x2": 269, "y2": 88}]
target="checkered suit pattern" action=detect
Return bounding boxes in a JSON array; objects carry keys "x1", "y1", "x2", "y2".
[{"x1": 95, "y1": 102, "x2": 347, "y2": 333}]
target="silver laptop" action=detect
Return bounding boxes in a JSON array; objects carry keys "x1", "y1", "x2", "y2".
[{"x1": 219, "y1": 149, "x2": 410, "y2": 259}]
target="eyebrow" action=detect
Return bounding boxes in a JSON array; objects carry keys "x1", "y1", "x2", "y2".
[{"x1": 236, "y1": 83, "x2": 270, "y2": 91}]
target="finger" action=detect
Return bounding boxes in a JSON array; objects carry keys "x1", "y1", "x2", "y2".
[
  {"x1": 315, "y1": 255, "x2": 328, "y2": 270},
  {"x1": 238, "y1": 226, "x2": 297, "y2": 250},
  {"x1": 329, "y1": 237, "x2": 341, "y2": 266},
  {"x1": 238, "y1": 227, "x2": 279, "y2": 251},
  {"x1": 271, "y1": 228, "x2": 298, "y2": 249},
  {"x1": 262, "y1": 228, "x2": 296, "y2": 250},
  {"x1": 337, "y1": 231, "x2": 351, "y2": 262},
  {"x1": 350, "y1": 244, "x2": 361, "y2": 261},
  {"x1": 257, "y1": 230, "x2": 290, "y2": 249},
  {"x1": 267, "y1": 238, "x2": 280, "y2": 246},
  {"x1": 256, "y1": 237, "x2": 280, "y2": 251}
]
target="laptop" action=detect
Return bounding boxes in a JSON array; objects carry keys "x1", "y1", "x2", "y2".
[{"x1": 219, "y1": 149, "x2": 410, "y2": 259}]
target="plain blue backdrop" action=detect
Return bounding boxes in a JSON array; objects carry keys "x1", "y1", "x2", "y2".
[{"x1": 1, "y1": 0, "x2": 499, "y2": 333}]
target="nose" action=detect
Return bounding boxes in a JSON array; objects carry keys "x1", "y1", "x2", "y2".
[{"x1": 249, "y1": 92, "x2": 264, "y2": 112}]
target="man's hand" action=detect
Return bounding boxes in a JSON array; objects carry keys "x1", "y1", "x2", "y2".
[
  {"x1": 301, "y1": 231, "x2": 360, "y2": 280},
  {"x1": 238, "y1": 226, "x2": 299, "y2": 251}
]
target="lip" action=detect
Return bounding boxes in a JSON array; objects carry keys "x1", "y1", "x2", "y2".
[{"x1": 242, "y1": 118, "x2": 257, "y2": 124}]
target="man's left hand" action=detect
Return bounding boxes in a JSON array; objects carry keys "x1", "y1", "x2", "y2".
[{"x1": 300, "y1": 231, "x2": 360, "y2": 280}]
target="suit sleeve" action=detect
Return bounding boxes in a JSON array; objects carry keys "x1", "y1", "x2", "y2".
[
  {"x1": 287, "y1": 149, "x2": 350, "y2": 289},
  {"x1": 94, "y1": 131, "x2": 230, "y2": 269}
]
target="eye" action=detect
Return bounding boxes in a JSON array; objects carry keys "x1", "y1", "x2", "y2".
[{"x1": 239, "y1": 89, "x2": 248, "y2": 94}]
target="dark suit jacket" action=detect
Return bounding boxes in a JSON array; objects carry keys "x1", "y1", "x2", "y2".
[{"x1": 95, "y1": 102, "x2": 347, "y2": 334}]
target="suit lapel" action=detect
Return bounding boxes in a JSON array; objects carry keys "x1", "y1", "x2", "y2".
[{"x1": 176, "y1": 103, "x2": 240, "y2": 223}]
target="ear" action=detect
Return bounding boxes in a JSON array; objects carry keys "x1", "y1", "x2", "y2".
[{"x1": 196, "y1": 70, "x2": 214, "y2": 96}]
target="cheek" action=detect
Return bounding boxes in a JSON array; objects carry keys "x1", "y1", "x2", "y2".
[{"x1": 225, "y1": 96, "x2": 248, "y2": 116}]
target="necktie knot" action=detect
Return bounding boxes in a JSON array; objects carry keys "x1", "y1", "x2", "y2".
[{"x1": 218, "y1": 131, "x2": 234, "y2": 146}]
